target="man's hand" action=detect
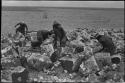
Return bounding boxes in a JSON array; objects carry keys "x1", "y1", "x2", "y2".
[
  {"x1": 42, "y1": 39, "x2": 53, "y2": 45},
  {"x1": 42, "y1": 36, "x2": 54, "y2": 45}
]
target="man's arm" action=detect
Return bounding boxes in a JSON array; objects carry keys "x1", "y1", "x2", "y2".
[
  {"x1": 15, "y1": 23, "x2": 20, "y2": 27},
  {"x1": 25, "y1": 24, "x2": 28, "y2": 32},
  {"x1": 42, "y1": 37, "x2": 54, "y2": 45}
]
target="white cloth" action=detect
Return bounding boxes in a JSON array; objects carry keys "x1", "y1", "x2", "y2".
[{"x1": 30, "y1": 32, "x2": 38, "y2": 42}]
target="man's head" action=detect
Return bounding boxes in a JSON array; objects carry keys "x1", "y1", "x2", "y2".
[
  {"x1": 53, "y1": 21, "x2": 61, "y2": 29},
  {"x1": 47, "y1": 30, "x2": 55, "y2": 38},
  {"x1": 16, "y1": 21, "x2": 25, "y2": 25},
  {"x1": 53, "y1": 21, "x2": 60, "y2": 25},
  {"x1": 21, "y1": 21, "x2": 25, "y2": 24}
]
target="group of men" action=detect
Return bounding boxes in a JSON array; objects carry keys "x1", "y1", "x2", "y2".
[
  {"x1": 14, "y1": 21, "x2": 68, "y2": 58},
  {"x1": 14, "y1": 21, "x2": 117, "y2": 78}
]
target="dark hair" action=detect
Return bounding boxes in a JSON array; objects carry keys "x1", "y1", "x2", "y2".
[
  {"x1": 49, "y1": 30, "x2": 54, "y2": 35},
  {"x1": 111, "y1": 57, "x2": 121, "y2": 64},
  {"x1": 53, "y1": 21, "x2": 61, "y2": 29},
  {"x1": 53, "y1": 24, "x2": 61, "y2": 29}
]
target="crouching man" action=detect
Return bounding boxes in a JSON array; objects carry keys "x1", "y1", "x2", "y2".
[
  {"x1": 93, "y1": 33, "x2": 116, "y2": 55},
  {"x1": 27, "y1": 30, "x2": 54, "y2": 50}
]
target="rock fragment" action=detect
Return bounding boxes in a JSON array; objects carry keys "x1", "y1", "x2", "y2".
[{"x1": 27, "y1": 53, "x2": 53, "y2": 71}]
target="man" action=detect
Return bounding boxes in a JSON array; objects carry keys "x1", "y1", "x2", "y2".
[
  {"x1": 52, "y1": 21, "x2": 68, "y2": 48},
  {"x1": 13, "y1": 21, "x2": 28, "y2": 47},
  {"x1": 52, "y1": 21, "x2": 69, "y2": 58},
  {"x1": 30, "y1": 30, "x2": 54, "y2": 48},
  {"x1": 71, "y1": 32, "x2": 116, "y2": 78},
  {"x1": 15, "y1": 21, "x2": 28, "y2": 36}
]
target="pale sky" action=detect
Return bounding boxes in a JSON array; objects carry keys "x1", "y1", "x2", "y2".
[{"x1": 2, "y1": 1, "x2": 124, "y2": 8}]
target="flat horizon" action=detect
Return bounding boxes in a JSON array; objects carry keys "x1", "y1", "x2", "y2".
[
  {"x1": 2, "y1": 1, "x2": 124, "y2": 8},
  {"x1": 2, "y1": 6, "x2": 124, "y2": 11}
]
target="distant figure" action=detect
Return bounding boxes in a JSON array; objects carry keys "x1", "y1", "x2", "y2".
[
  {"x1": 94, "y1": 33, "x2": 116, "y2": 55},
  {"x1": 15, "y1": 21, "x2": 28, "y2": 36}
]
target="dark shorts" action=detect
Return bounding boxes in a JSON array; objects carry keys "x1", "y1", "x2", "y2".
[
  {"x1": 103, "y1": 47, "x2": 116, "y2": 55},
  {"x1": 59, "y1": 36, "x2": 68, "y2": 47},
  {"x1": 31, "y1": 41, "x2": 42, "y2": 48}
]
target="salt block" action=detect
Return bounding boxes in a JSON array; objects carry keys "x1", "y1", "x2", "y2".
[
  {"x1": 61, "y1": 46, "x2": 74, "y2": 54},
  {"x1": 59, "y1": 56, "x2": 76, "y2": 73},
  {"x1": 1, "y1": 46, "x2": 12, "y2": 54},
  {"x1": 42, "y1": 44, "x2": 54, "y2": 57},
  {"x1": 84, "y1": 56, "x2": 99, "y2": 71},
  {"x1": 12, "y1": 68, "x2": 29, "y2": 83},
  {"x1": 94, "y1": 52, "x2": 111, "y2": 69},
  {"x1": 27, "y1": 54, "x2": 53, "y2": 71},
  {"x1": 70, "y1": 39, "x2": 85, "y2": 47}
]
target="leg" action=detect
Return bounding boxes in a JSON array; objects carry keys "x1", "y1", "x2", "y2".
[
  {"x1": 72, "y1": 56, "x2": 83, "y2": 73},
  {"x1": 58, "y1": 46, "x2": 63, "y2": 58}
]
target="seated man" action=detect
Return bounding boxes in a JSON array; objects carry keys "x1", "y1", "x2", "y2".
[{"x1": 28, "y1": 30, "x2": 54, "y2": 49}]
